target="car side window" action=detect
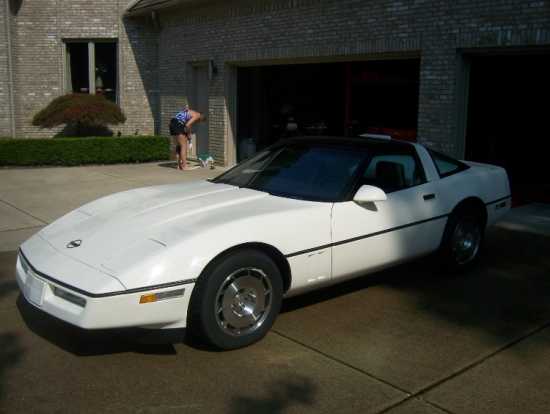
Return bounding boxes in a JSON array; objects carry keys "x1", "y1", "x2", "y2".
[{"x1": 360, "y1": 150, "x2": 426, "y2": 193}]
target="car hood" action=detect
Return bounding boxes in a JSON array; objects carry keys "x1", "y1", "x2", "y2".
[{"x1": 38, "y1": 181, "x2": 268, "y2": 279}]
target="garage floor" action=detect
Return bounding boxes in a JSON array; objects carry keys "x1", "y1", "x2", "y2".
[{"x1": 1, "y1": 164, "x2": 550, "y2": 413}]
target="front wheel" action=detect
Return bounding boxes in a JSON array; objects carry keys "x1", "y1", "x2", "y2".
[
  {"x1": 439, "y1": 210, "x2": 485, "y2": 271},
  {"x1": 188, "y1": 249, "x2": 283, "y2": 350}
]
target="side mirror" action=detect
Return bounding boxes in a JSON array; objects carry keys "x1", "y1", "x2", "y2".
[{"x1": 353, "y1": 185, "x2": 387, "y2": 203}]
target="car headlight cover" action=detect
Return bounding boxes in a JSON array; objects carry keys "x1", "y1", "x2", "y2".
[{"x1": 52, "y1": 286, "x2": 87, "y2": 307}]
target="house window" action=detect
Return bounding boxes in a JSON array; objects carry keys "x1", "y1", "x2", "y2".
[{"x1": 65, "y1": 41, "x2": 117, "y2": 102}]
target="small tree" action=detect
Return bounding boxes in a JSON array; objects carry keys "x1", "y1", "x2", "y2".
[{"x1": 32, "y1": 93, "x2": 126, "y2": 136}]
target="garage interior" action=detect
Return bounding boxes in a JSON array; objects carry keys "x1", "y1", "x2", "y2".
[
  {"x1": 465, "y1": 52, "x2": 550, "y2": 205},
  {"x1": 236, "y1": 59, "x2": 420, "y2": 161}
]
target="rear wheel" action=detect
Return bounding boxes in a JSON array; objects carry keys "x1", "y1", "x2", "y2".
[
  {"x1": 188, "y1": 249, "x2": 283, "y2": 350},
  {"x1": 440, "y1": 208, "x2": 485, "y2": 271}
]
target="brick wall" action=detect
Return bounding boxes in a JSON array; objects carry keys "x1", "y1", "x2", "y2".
[
  {"x1": 11, "y1": 0, "x2": 60, "y2": 137},
  {"x1": 155, "y1": 0, "x2": 550, "y2": 163},
  {"x1": 6, "y1": 0, "x2": 157, "y2": 138},
  {"x1": 121, "y1": 16, "x2": 160, "y2": 137}
]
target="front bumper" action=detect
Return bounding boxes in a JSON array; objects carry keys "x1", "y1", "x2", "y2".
[{"x1": 16, "y1": 252, "x2": 195, "y2": 330}]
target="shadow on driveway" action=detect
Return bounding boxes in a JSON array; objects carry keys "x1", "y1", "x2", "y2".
[
  {"x1": 0, "y1": 332, "x2": 24, "y2": 403},
  {"x1": 157, "y1": 161, "x2": 179, "y2": 169},
  {"x1": 229, "y1": 375, "x2": 316, "y2": 414},
  {"x1": 282, "y1": 227, "x2": 550, "y2": 352},
  {"x1": 0, "y1": 280, "x2": 18, "y2": 303},
  {"x1": 0, "y1": 253, "x2": 24, "y2": 403},
  {"x1": 16, "y1": 296, "x2": 177, "y2": 357}
]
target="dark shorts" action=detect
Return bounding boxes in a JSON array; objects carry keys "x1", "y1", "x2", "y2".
[{"x1": 169, "y1": 118, "x2": 187, "y2": 136}]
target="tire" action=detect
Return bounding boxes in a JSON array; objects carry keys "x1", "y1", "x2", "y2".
[
  {"x1": 439, "y1": 208, "x2": 485, "y2": 272},
  {"x1": 188, "y1": 249, "x2": 283, "y2": 350}
]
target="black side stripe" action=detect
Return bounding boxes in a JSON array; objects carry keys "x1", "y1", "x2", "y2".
[
  {"x1": 485, "y1": 195, "x2": 512, "y2": 206},
  {"x1": 286, "y1": 214, "x2": 449, "y2": 258},
  {"x1": 18, "y1": 250, "x2": 196, "y2": 298},
  {"x1": 285, "y1": 194, "x2": 512, "y2": 259}
]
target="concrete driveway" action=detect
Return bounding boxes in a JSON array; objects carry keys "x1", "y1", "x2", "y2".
[{"x1": 1, "y1": 163, "x2": 550, "y2": 413}]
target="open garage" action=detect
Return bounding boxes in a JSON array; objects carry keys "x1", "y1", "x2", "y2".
[
  {"x1": 236, "y1": 59, "x2": 420, "y2": 161},
  {"x1": 465, "y1": 52, "x2": 550, "y2": 205}
]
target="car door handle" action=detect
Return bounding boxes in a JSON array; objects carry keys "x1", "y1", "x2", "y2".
[{"x1": 423, "y1": 193, "x2": 436, "y2": 201}]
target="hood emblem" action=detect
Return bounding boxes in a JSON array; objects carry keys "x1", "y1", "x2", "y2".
[{"x1": 66, "y1": 239, "x2": 82, "y2": 249}]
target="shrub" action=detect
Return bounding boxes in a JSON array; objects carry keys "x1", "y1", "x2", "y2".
[
  {"x1": 0, "y1": 136, "x2": 170, "y2": 166},
  {"x1": 32, "y1": 94, "x2": 126, "y2": 136}
]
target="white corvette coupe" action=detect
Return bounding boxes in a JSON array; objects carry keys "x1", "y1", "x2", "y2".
[{"x1": 17, "y1": 137, "x2": 511, "y2": 349}]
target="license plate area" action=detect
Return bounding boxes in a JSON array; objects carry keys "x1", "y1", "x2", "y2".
[{"x1": 25, "y1": 272, "x2": 46, "y2": 306}]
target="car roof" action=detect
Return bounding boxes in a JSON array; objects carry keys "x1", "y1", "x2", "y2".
[{"x1": 277, "y1": 135, "x2": 417, "y2": 150}]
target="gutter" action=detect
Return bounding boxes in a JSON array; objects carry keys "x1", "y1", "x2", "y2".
[
  {"x1": 125, "y1": 0, "x2": 207, "y2": 16},
  {"x1": 125, "y1": 0, "x2": 180, "y2": 16},
  {"x1": 125, "y1": 0, "x2": 145, "y2": 13},
  {"x1": 4, "y1": 0, "x2": 16, "y2": 138}
]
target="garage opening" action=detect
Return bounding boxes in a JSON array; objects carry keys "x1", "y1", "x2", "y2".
[
  {"x1": 236, "y1": 59, "x2": 420, "y2": 161},
  {"x1": 465, "y1": 53, "x2": 550, "y2": 205}
]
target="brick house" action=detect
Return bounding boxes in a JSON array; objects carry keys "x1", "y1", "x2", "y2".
[
  {"x1": 1, "y1": 0, "x2": 158, "y2": 139},
  {"x1": 1, "y1": 1, "x2": 550, "y2": 199}
]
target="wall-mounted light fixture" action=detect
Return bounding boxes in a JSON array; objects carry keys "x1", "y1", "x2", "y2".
[
  {"x1": 9, "y1": 0, "x2": 23, "y2": 15},
  {"x1": 150, "y1": 11, "x2": 161, "y2": 30}
]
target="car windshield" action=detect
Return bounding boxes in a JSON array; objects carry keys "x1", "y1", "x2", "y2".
[{"x1": 212, "y1": 143, "x2": 368, "y2": 202}]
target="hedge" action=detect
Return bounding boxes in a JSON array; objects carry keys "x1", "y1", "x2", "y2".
[{"x1": 0, "y1": 136, "x2": 170, "y2": 166}]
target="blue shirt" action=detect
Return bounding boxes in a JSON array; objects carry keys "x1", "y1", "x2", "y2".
[{"x1": 175, "y1": 109, "x2": 192, "y2": 125}]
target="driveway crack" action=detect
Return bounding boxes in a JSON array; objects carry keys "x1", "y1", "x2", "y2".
[
  {"x1": 271, "y1": 329, "x2": 411, "y2": 396},
  {"x1": 375, "y1": 319, "x2": 550, "y2": 413},
  {"x1": 0, "y1": 199, "x2": 48, "y2": 225},
  {"x1": 0, "y1": 225, "x2": 44, "y2": 233}
]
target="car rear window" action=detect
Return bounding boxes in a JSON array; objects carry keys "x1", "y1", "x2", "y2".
[{"x1": 428, "y1": 149, "x2": 470, "y2": 178}]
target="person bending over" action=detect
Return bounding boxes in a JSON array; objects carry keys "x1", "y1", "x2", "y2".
[{"x1": 169, "y1": 106, "x2": 207, "y2": 170}]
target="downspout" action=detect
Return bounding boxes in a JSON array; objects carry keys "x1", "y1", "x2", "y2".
[
  {"x1": 151, "y1": 10, "x2": 161, "y2": 135},
  {"x1": 343, "y1": 62, "x2": 352, "y2": 137},
  {"x1": 4, "y1": 0, "x2": 16, "y2": 138}
]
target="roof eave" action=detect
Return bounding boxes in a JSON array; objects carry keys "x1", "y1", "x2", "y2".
[
  {"x1": 125, "y1": 0, "x2": 184, "y2": 16},
  {"x1": 125, "y1": 0, "x2": 214, "y2": 16}
]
